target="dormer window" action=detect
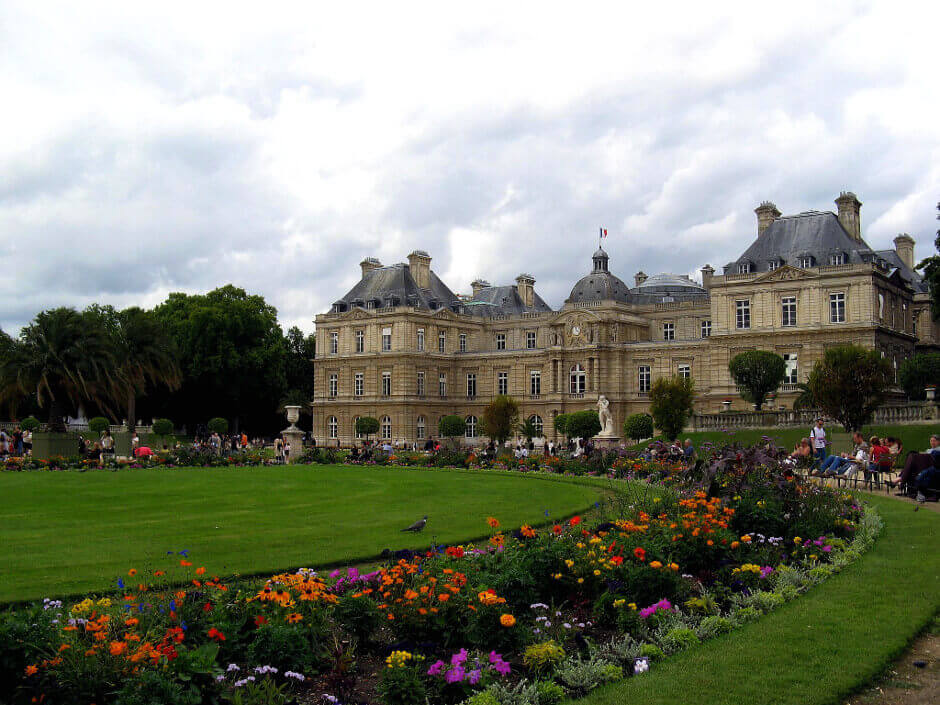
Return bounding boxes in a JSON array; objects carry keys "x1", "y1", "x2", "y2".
[
  {"x1": 828, "y1": 253, "x2": 845, "y2": 266},
  {"x1": 767, "y1": 260, "x2": 779, "y2": 271},
  {"x1": 797, "y1": 255, "x2": 814, "y2": 269},
  {"x1": 737, "y1": 262, "x2": 752, "y2": 274}
]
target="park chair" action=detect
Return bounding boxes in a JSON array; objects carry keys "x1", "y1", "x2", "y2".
[{"x1": 863, "y1": 456, "x2": 895, "y2": 493}]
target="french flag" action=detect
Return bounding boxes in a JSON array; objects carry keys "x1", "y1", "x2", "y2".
[{"x1": 599, "y1": 227, "x2": 608, "y2": 239}]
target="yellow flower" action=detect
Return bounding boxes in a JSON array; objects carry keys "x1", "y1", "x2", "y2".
[
  {"x1": 577, "y1": 578, "x2": 584, "y2": 584},
  {"x1": 285, "y1": 613, "x2": 303, "y2": 623},
  {"x1": 628, "y1": 603, "x2": 637, "y2": 610},
  {"x1": 649, "y1": 561, "x2": 663, "y2": 569},
  {"x1": 613, "y1": 599, "x2": 626, "y2": 608},
  {"x1": 565, "y1": 559, "x2": 574, "y2": 568},
  {"x1": 794, "y1": 536, "x2": 802, "y2": 545},
  {"x1": 593, "y1": 569, "x2": 601, "y2": 576},
  {"x1": 500, "y1": 613, "x2": 516, "y2": 627},
  {"x1": 96, "y1": 597, "x2": 111, "y2": 607}
]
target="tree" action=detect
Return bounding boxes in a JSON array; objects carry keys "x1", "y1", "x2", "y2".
[
  {"x1": 0, "y1": 308, "x2": 117, "y2": 432},
  {"x1": 20, "y1": 416, "x2": 40, "y2": 432},
  {"x1": 649, "y1": 376, "x2": 695, "y2": 441},
  {"x1": 623, "y1": 413, "x2": 654, "y2": 443},
  {"x1": 481, "y1": 395, "x2": 519, "y2": 446},
  {"x1": 898, "y1": 353, "x2": 940, "y2": 400},
  {"x1": 518, "y1": 416, "x2": 539, "y2": 442},
  {"x1": 154, "y1": 285, "x2": 288, "y2": 433},
  {"x1": 553, "y1": 413, "x2": 570, "y2": 438},
  {"x1": 207, "y1": 417, "x2": 229, "y2": 434},
  {"x1": 152, "y1": 418, "x2": 174, "y2": 448},
  {"x1": 83, "y1": 305, "x2": 181, "y2": 431},
  {"x1": 915, "y1": 202, "x2": 940, "y2": 319},
  {"x1": 565, "y1": 410, "x2": 601, "y2": 440},
  {"x1": 807, "y1": 344, "x2": 892, "y2": 431},
  {"x1": 792, "y1": 382, "x2": 817, "y2": 410},
  {"x1": 438, "y1": 415, "x2": 466, "y2": 448},
  {"x1": 728, "y1": 350, "x2": 786, "y2": 410},
  {"x1": 88, "y1": 417, "x2": 110, "y2": 435},
  {"x1": 355, "y1": 416, "x2": 380, "y2": 442},
  {"x1": 284, "y1": 326, "x2": 316, "y2": 400}
]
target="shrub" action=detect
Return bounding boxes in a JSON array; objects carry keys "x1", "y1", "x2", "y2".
[
  {"x1": 207, "y1": 417, "x2": 229, "y2": 434},
  {"x1": 728, "y1": 350, "x2": 785, "y2": 410},
  {"x1": 88, "y1": 416, "x2": 110, "y2": 434},
  {"x1": 565, "y1": 410, "x2": 601, "y2": 440},
  {"x1": 555, "y1": 655, "x2": 622, "y2": 696},
  {"x1": 461, "y1": 691, "x2": 501, "y2": 705},
  {"x1": 535, "y1": 681, "x2": 565, "y2": 705},
  {"x1": 19, "y1": 416, "x2": 40, "y2": 432},
  {"x1": 334, "y1": 594, "x2": 383, "y2": 644},
  {"x1": 599, "y1": 635, "x2": 642, "y2": 666},
  {"x1": 522, "y1": 640, "x2": 565, "y2": 676},
  {"x1": 377, "y1": 651, "x2": 426, "y2": 705},
  {"x1": 553, "y1": 413, "x2": 570, "y2": 438},
  {"x1": 114, "y1": 670, "x2": 201, "y2": 705},
  {"x1": 649, "y1": 377, "x2": 695, "y2": 441},
  {"x1": 658, "y1": 627, "x2": 699, "y2": 654},
  {"x1": 439, "y1": 415, "x2": 466, "y2": 447},
  {"x1": 638, "y1": 643, "x2": 664, "y2": 661},
  {"x1": 732, "y1": 606, "x2": 761, "y2": 624},
  {"x1": 355, "y1": 416, "x2": 380, "y2": 439},
  {"x1": 152, "y1": 418, "x2": 174, "y2": 436},
  {"x1": 247, "y1": 623, "x2": 325, "y2": 674},
  {"x1": 696, "y1": 616, "x2": 733, "y2": 640},
  {"x1": 623, "y1": 413, "x2": 654, "y2": 442}
]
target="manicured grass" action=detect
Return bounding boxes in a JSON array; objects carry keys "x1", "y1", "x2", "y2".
[
  {"x1": 578, "y1": 493, "x2": 940, "y2": 705},
  {"x1": 629, "y1": 423, "x2": 938, "y2": 454},
  {"x1": 0, "y1": 465, "x2": 604, "y2": 603}
]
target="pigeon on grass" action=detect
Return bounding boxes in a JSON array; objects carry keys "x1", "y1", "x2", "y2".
[{"x1": 401, "y1": 515, "x2": 428, "y2": 532}]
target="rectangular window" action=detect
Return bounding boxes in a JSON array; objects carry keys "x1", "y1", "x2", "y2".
[
  {"x1": 416, "y1": 371, "x2": 425, "y2": 396},
  {"x1": 781, "y1": 296, "x2": 797, "y2": 327},
  {"x1": 330, "y1": 332, "x2": 338, "y2": 355},
  {"x1": 329, "y1": 373, "x2": 338, "y2": 397},
  {"x1": 663, "y1": 322, "x2": 675, "y2": 340},
  {"x1": 701, "y1": 320, "x2": 712, "y2": 338},
  {"x1": 829, "y1": 253, "x2": 845, "y2": 266},
  {"x1": 638, "y1": 366, "x2": 651, "y2": 393},
  {"x1": 417, "y1": 328, "x2": 425, "y2": 352},
  {"x1": 355, "y1": 330, "x2": 364, "y2": 353},
  {"x1": 783, "y1": 353, "x2": 798, "y2": 385},
  {"x1": 678, "y1": 364, "x2": 691, "y2": 379},
  {"x1": 526, "y1": 331, "x2": 536, "y2": 349},
  {"x1": 439, "y1": 373, "x2": 446, "y2": 397},
  {"x1": 382, "y1": 326, "x2": 392, "y2": 352},
  {"x1": 497, "y1": 371, "x2": 508, "y2": 395},
  {"x1": 798, "y1": 256, "x2": 813, "y2": 268},
  {"x1": 768, "y1": 260, "x2": 779, "y2": 271},
  {"x1": 737, "y1": 262, "x2": 751, "y2": 274},
  {"x1": 354, "y1": 372, "x2": 363, "y2": 397},
  {"x1": 736, "y1": 300, "x2": 751, "y2": 329},
  {"x1": 438, "y1": 331, "x2": 446, "y2": 353},
  {"x1": 382, "y1": 371, "x2": 391, "y2": 397},
  {"x1": 530, "y1": 370, "x2": 541, "y2": 396},
  {"x1": 459, "y1": 333, "x2": 467, "y2": 353},
  {"x1": 467, "y1": 373, "x2": 476, "y2": 398},
  {"x1": 496, "y1": 332, "x2": 506, "y2": 350},
  {"x1": 830, "y1": 292, "x2": 846, "y2": 323}
]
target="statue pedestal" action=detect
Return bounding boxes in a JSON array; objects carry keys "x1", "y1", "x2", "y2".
[
  {"x1": 282, "y1": 426, "x2": 304, "y2": 463},
  {"x1": 593, "y1": 436, "x2": 621, "y2": 450}
]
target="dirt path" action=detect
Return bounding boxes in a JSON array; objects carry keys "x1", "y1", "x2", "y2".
[{"x1": 845, "y1": 628, "x2": 940, "y2": 705}]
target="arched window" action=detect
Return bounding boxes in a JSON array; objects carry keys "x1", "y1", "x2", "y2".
[
  {"x1": 328, "y1": 416, "x2": 338, "y2": 439},
  {"x1": 570, "y1": 364, "x2": 586, "y2": 394},
  {"x1": 465, "y1": 415, "x2": 478, "y2": 438},
  {"x1": 354, "y1": 416, "x2": 363, "y2": 439},
  {"x1": 381, "y1": 415, "x2": 392, "y2": 440},
  {"x1": 529, "y1": 415, "x2": 543, "y2": 437},
  {"x1": 416, "y1": 415, "x2": 426, "y2": 439}
]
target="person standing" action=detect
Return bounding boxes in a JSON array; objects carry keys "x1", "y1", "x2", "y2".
[
  {"x1": 810, "y1": 419, "x2": 827, "y2": 464},
  {"x1": 283, "y1": 439, "x2": 291, "y2": 464},
  {"x1": 274, "y1": 436, "x2": 284, "y2": 464},
  {"x1": 100, "y1": 430, "x2": 115, "y2": 465}
]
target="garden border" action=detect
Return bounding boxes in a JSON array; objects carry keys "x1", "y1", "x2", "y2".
[{"x1": 574, "y1": 492, "x2": 940, "y2": 705}]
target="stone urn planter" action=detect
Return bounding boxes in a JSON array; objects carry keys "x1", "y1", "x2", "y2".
[
  {"x1": 285, "y1": 405, "x2": 301, "y2": 427},
  {"x1": 926, "y1": 386, "x2": 936, "y2": 401},
  {"x1": 722, "y1": 400, "x2": 732, "y2": 412}
]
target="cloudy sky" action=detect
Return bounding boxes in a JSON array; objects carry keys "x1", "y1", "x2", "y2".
[{"x1": 1, "y1": 0, "x2": 938, "y2": 334}]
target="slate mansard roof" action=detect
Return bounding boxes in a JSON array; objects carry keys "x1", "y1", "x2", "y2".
[
  {"x1": 333, "y1": 264, "x2": 459, "y2": 312},
  {"x1": 464, "y1": 285, "x2": 553, "y2": 317}
]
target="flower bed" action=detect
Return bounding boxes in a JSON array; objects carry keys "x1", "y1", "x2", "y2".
[{"x1": 0, "y1": 445, "x2": 881, "y2": 705}]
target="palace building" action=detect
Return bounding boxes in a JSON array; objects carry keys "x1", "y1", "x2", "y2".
[{"x1": 312, "y1": 191, "x2": 939, "y2": 445}]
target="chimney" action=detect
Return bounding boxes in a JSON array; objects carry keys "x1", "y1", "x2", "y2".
[
  {"x1": 894, "y1": 234, "x2": 915, "y2": 270},
  {"x1": 634, "y1": 271, "x2": 648, "y2": 287},
  {"x1": 407, "y1": 250, "x2": 432, "y2": 289},
  {"x1": 700, "y1": 264, "x2": 715, "y2": 289},
  {"x1": 360, "y1": 257, "x2": 382, "y2": 278},
  {"x1": 470, "y1": 278, "x2": 491, "y2": 298},
  {"x1": 835, "y1": 191, "x2": 863, "y2": 241},
  {"x1": 515, "y1": 273, "x2": 535, "y2": 308},
  {"x1": 754, "y1": 201, "x2": 781, "y2": 236}
]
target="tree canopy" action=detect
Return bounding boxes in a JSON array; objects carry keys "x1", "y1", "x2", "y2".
[
  {"x1": 807, "y1": 345, "x2": 892, "y2": 431},
  {"x1": 623, "y1": 413, "x2": 654, "y2": 442},
  {"x1": 565, "y1": 409, "x2": 601, "y2": 440},
  {"x1": 728, "y1": 350, "x2": 786, "y2": 410},
  {"x1": 438, "y1": 415, "x2": 466, "y2": 446},
  {"x1": 355, "y1": 416, "x2": 380, "y2": 439},
  {"x1": 481, "y1": 395, "x2": 519, "y2": 445},
  {"x1": 649, "y1": 376, "x2": 695, "y2": 441},
  {"x1": 898, "y1": 352, "x2": 940, "y2": 400},
  {"x1": 915, "y1": 202, "x2": 940, "y2": 319}
]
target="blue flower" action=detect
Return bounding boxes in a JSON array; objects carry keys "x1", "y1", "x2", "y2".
[
  {"x1": 179, "y1": 549, "x2": 189, "y2": 557},
  {"x1": 169, "y1": 600, "x2": 176, "y2": 611},
  {"x1": 117, "y1": 578, "x2": 125, "y2": 589},
  {"x1": 544, "y1": 509, "x2": 550, "y2": 517},
  {"x1": 181, "y1": 620, "x2": 188, "y2": 631}
]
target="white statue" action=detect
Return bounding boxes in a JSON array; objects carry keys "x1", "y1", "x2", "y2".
[{"x1": 597, "y1": 395, "x2": 615, "y2": 436}]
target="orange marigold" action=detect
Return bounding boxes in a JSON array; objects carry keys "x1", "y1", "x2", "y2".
[
  {"x1": 487, "y1": 516, "x2": 500, "y2": 529},
  {"x1": 499, "y1": 614, "x2": 516, "y2": 627}
]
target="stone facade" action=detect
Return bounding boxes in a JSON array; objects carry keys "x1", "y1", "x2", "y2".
[{"x1": 312, "y1": 192, "x2": 938, "y2": 446}]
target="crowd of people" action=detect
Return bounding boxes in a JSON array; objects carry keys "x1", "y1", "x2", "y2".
[{"x1": 0, "y1": 425, "x2": 32, "y2": 457}]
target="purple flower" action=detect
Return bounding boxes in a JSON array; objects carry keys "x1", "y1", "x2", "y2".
[
  {"x1": 451, "y1": 649, "x2": 468, "y2": 667},
  {"x1": 468, "y1": 669, "x2": 482, "y2": 685},
  {"x1": 445, "y1": 666, "x2": 465, "y2": 683},
  {"x1": 822, "y1": 545, "x2": 832, "y2": 553},
  {"x1": 427, "y1": 660, "x2": 445, "y2": 677}
]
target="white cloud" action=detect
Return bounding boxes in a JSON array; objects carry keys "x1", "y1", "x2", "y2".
[{"x1": 1, "y1": 0, "x2": 938, "y2": 333}]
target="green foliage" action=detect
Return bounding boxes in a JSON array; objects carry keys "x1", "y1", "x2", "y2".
[
  {"x1": 553, "y1": 413, "x2": 570, "y2": 437},
  {"x1": 246, "y1": 622, "x2": 325, "y2": 673},
  {"x1": 284, "y1": 325, "x2": 316, "y2": 400},
  {"x1": 807, "y1": 345, "x2": 892, "y2": 431},
  {"x1": 555, "y1": 655, "x2": 622, "y2": 696},
  {"x1": 114, "y1": 669, "x2": 201, "y2": 705},
  {"x1": 334, "y1": 593, "x2": 382, "y2": 644},
  {"x1": 18, "y1": 415, "x2": 40, "y2": 432},
  {"x1": 728, "y1": 350, "x2": 786, "y2": 410},
  {"x1": 439, "y1": 415, "x2": 466, "y2": 444},
  {"x1": 623, "y1": 413, "x2": 654, "y2": 442},
  {"x1": 207, "y1": 417, "x2": 229, "y2": 434},
  {"x1": 355, "y1": 416, "x2": 380, "y2": 438},
  {"x1": 659, "y1": 627, "x2": 699, "y2": 653},
  {"x1": 152, "y1": 418, "x2": 174, "y2": 436},
  {"x1": 518, "y1": 416, "x2": 539, "y2": 441},
  {"x1": 565, "y1": 410, "x2": 601, "y2": 440},
  {"x1": 223, "y1": 675, "x2": 291, "y2": 705},
  {"x1": 649, "y1": 376, "x2": 695, "y2": 441},
  {"x1": 377, "y1": 658, "x2": 427, "y2": 705},
  {"x1": 522, "y1": 640, "x2": 565, "y2": 676},
  {"x1": 88, "y1": 417, "x2": 110, "y2": 435},
  {"x1": 696, "y1": 615, "x2": 734, "y2": 640},
  {"x1": 481, "y1": 395, "x2": 520, "y2": 445},
  {"x1": 915, "y1": 201, "x2": 940, "y2": 320},
  {"x1": 535, "y1": 681, "x2": 565, "y2": 705},
  {"x1": 898, "y1": 352, "x2": 940, "y2": 400},
  {"x1": 460, "y1": 691, "x2": 501, "y2": 705}
]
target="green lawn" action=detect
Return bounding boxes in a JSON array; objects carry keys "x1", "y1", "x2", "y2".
[
  {"x1": 630, "y1": 423, "x2": 939, "y2": 455},
  {"x1": 578, "y1": 493, "x2": 940, "y2": 705},
  {"x1": 0, "y1": 465, "x2": 604, "y2": 603}
]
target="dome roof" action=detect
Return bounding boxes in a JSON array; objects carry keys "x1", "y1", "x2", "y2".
[
  {"x1": 635, "y1": 273, "x2": 705, "y2": 292},
  {"x1": 566, "y1": 247, "x2": 631, "y2": 303}
]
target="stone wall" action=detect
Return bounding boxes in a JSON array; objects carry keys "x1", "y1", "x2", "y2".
[{"x1": 688, "y1": 402, "x2": 937, "y2": 431}]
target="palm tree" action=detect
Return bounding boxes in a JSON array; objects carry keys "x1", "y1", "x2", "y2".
[
  {"x1": 793, "y1": 382, "x2": 817, "y2": 410},
  {"x1": 0, "y1": 308, "x2": 117, "y2": 432}
]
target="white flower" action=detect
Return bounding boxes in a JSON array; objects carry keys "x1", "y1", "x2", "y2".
[
  {"x1": 284, "y1": 671, "x2": 306, "y2": 681},
  {"x1": 563, "y1": 622, "x2": 572, "y2": 629},
  {"x1": 226, "y1": 664, "x2": 241, "y2": 672}
]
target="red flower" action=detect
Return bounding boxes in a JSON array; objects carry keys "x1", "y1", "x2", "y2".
[
  {"x1": 569, "y1": 516, "x2": 582, "y2": 526},
  {"x1": 445, "y1": 546, "x2": 464, "y2": 558},
  {"x1": 633, "y1": 547, "x2": 646, "y2": 562},
  {"x1": 202, "y1": 602, "x2": 213, "y2": 612},
  {"x1": 610, "y1": 555, "x2": 624, "y2": 566},
  {"x1": 552, "y1": 524, "x2": 563, "y2": 536},
  {"x1": 254, "y1": 615, "x2": 268, "y2": 627},
  {"x1": 207, "y1": 627, "x2": 226, "y2": 642}
]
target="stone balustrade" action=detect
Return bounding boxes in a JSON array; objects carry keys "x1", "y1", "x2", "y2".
[{"x1": 688, "y1": 403, "x2": 937, "y2": 431}]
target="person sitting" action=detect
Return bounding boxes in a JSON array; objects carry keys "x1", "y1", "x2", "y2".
[
  {"x1": 786, "y1": 439, "x2": 813, "y2": 469},
  {"x1": 889, "y1": 435, "x2": 940, "y2": 492},
  {"x1": 866, "y1": 436, "x2": 892, "y2": 485},
  {"x1": 682, "y1": 439, "x2": 695, "y2": 462},
  {"x1": 913, "y1": 453, "x2": 940, "y2": 503},
  {"x1": 815, "y1": 432, "x2": 868, "y2": 477}
]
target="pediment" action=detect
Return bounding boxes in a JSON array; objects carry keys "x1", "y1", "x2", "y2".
[
  {"x1": 752, "y1": 265, "x2": 817, "y2": 283},
  {"x1": 345, "y1": 308, "x2": 372, "y2": 320},
  {"x1": 431, "y1": 308, "x2": 457, "y2": 320}
]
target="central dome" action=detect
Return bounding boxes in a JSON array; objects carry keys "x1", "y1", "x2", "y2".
[{"x1": 566, "y1": 247, "x2": 632, "y2": 304}]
